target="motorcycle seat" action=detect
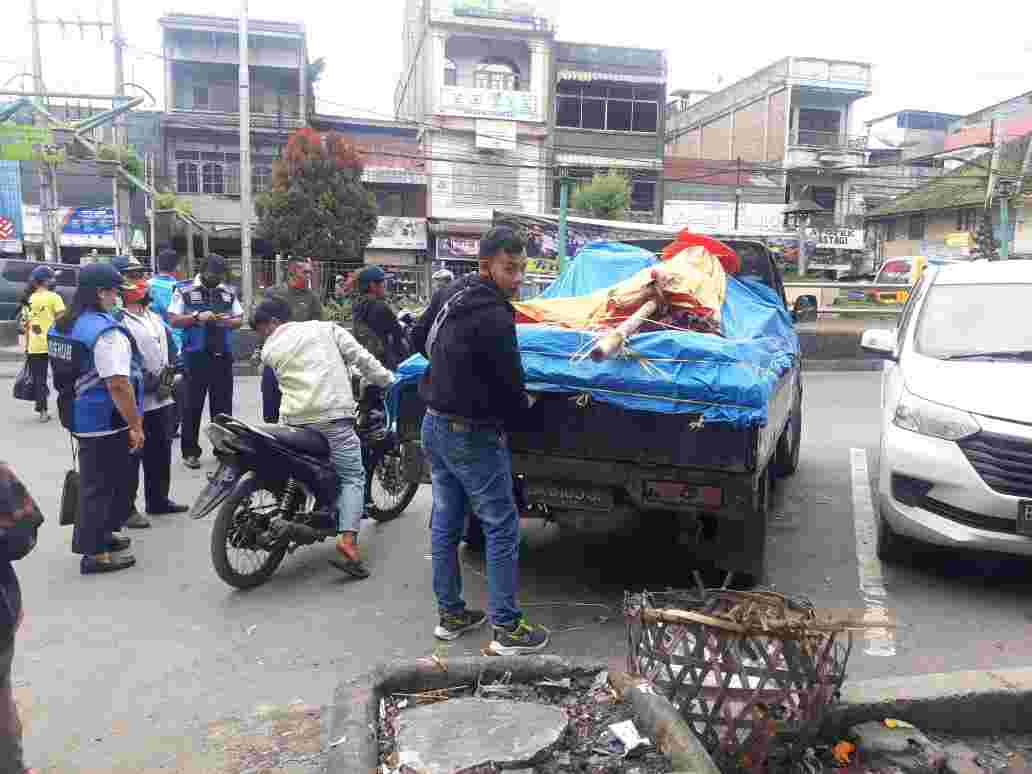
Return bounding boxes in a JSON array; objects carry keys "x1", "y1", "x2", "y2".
[{"x1": 258, "y1": 424, "x2": 330, "y2": 457}]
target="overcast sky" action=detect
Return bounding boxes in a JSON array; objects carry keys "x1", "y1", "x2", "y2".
[{"x1": 3, "y1": 0, "x2": 1032, "y2": 131}]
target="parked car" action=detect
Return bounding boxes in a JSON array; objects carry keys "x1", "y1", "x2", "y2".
[
  {"x1": 0, "y1": 258, "x2": 79, "y2": 321},
  {"x1": 861, "y1": 259, "x2": 1032, "y2": 561}
]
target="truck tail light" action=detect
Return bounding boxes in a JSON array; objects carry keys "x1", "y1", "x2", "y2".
[{"x1": 645, "y1": 481, "x2": 723, "y2": 508}]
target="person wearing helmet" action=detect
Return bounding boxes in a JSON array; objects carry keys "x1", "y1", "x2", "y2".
[
  {"x1": 432, "y1": 269, "x2": 454, "y2": 293},
  {"x1": 18, "y1": 265, "x2": 65, "y2": 422}
]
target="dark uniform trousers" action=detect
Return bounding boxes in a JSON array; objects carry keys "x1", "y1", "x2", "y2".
[
  {"x1": 128, "y1": 404, "x2": 174, "y2": 512},
  {"x1": 73, "y1": 431, "x2": 133, "y2": 555},
  {"x1": 181, "y1": 351, "x2": 233, "y2": 459}
]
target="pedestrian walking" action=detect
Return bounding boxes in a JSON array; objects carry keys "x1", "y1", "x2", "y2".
[
  {"x1": 168, "y1": 254, "x2": 243, "y2": 470},
  {"x1": 253, "y1": 297, "x2": 394, "y2": 578},
  {"x1": 119, "y1": 263, "x2": 187, "y2": 525},
  {"x1": 48, "y1": 263, "x2": 145, "y2": 575},
  {"x1": 149, "y1": 248, "x2": 186, "y2": 439},
  {"x1": 17, "y1": 266, "x2": 64, "y2": 423},
  {"x1": 260, "y1": 258, "x2": 323, "y2": 423},
  {"x1": 0, "y1": 463, "x2": 44, "y2": 774},
  {"x1": 411, "y1": 226, "x2": 549, "y2": 655}
]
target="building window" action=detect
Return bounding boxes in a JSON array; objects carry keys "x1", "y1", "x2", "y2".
[
  {"x1": 444, "y1": 58, "x2": 457, "y2": 87},
  {"x1": 797, "y1": 108, "x2": 842, "y2": 146},
  {"x1": 555, "y1": 82, "x2": 660, "y2": 132},
  {"x1": 176, "y1": 161, "x2": 199, "y2": 193},
  {"x1": 884, "y1": 219, "x2": 896, "y2": 242},
  {"x1": 956, "y1": 208, "x2": 978, "y2": 231},
  {"x1": 252, "y1": 165, "x2": 272, "y2": 193},
  {"x1": 193, "y1": 86, "x2": 210, "y2": 109},
  {"x1": 474, "y1": 60, "x2": 519, "y2": 91},
  {"x1": 202, "y1": 162, "x2": 224, "y2": 194},
  {"x1": 631, "y1": 180, "x2": 656, "y2": 212},
  {"x1": 908, "y1": 214, "x2": 926, "y2": 240},
  {"x1": 376, "y1": 190, "x2": 405, "y2": 216}
]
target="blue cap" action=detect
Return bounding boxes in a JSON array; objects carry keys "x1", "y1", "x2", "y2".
[
  {"x1": 79, "y1": 263, "x2": 133, "y2": 291},
  {"x1": 357, "y1": 266, "x2": 386, "y2": 290},
  {"x1": 111, "y1": 254, "x2": 145, "y2": 273},
  {"x1": 29, "y1": 265, "x2": 55, "y2": 283}
]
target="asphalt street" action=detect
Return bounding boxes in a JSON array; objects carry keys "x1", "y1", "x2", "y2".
[{"x1": 3, "y1": 370, "x2": 1032, "y2": 771}]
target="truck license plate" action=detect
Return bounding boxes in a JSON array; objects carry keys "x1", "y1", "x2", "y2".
[
  {"x1": 1018, "y1": 501, "x2": 1032, "y2": 536},
  {"x1": 526, "y1": 481, "x2": 613, "y2": 511}
]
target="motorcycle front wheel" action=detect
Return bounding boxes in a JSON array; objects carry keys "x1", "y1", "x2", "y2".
[
  {"x1": 365, "y1": 448, "x2": 419, "y2": 523},
  {"x1": 211, "y1": 475, "x2": 287, "y2": 589}
]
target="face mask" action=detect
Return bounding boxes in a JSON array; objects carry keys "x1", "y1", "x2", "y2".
[
  {"x1": 201, "y1": 274, "x2": 221, "y2": 289},
  {"x1": 123, "y1": 279, "x2": 149, "y2": 306}
]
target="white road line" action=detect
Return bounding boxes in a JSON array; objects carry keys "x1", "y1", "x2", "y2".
[{"x1": 849, "y1": 447, "x2": 897, "y2": 657}]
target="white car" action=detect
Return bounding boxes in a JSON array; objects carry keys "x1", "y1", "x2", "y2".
[{"x1": 861, "y1": 260, "x2": 1032, "y2": 561}]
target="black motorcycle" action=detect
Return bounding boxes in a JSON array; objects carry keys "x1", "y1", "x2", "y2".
[{"x1": 190, "y1": 409, "x2": 420, "y2": 589}]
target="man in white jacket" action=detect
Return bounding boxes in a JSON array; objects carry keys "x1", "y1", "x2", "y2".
[{"x1": 252, "y1": 297, "x2": 394, "y2": 578}]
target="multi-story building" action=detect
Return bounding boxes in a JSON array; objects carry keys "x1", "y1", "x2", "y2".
[
  {"x1": 310, "y1": 114, "x2": 429, "y2": 270},
  {"x1": 395, "y1": 0, "x2": 555, "y2": 270},
  {"x1": 665, "y1": 57, "x2": 874, "y2": 229},
  {"x1": 159, "y1": 13, "x2": 307, "y2": 257},
  {"x1": 551, "y1": 41, "x2": 667, "y2": 222}
]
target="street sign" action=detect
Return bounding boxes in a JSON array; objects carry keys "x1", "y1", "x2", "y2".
[{"x1": 0, "y1": 124, "x2": 54, "y2": 161}]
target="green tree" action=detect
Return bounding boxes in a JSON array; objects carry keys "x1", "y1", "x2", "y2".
[
  {"x1": 255, "y1": 128, "x2": 377, "y2": 261},
  {"x1": 971, "y1": 210, "x2": 999, "y2": 260},
  {"x1": 572, "y1": 171, "x2": 632, "y2": 220}
]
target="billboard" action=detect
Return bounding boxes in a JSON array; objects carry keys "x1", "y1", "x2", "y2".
[
  {"x1": 0, "y1": 161, "x2": 23, "y2": 253},
  {"x1": 368, "y1": 217, "x2": 428, "y2": 250},
  {"x1": 22, "y1": 205, "x2": 116, "y2": 247},
  {"x1": 438, "y1": 86, "x2": 541, "y2": 122},
  {"x1": 664, "y1": 200, "x2": 786, "y2": 234},
  {"x1": 437, "y1": 235, "x2": 480, "y2": 260},
  {"x1": 0, "y1": 124, "x2": 53, "y2": 162}
]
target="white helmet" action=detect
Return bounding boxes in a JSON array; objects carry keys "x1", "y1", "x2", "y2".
[{"x1": 432, "y1": 269, "x2": 454, "y2": 283}]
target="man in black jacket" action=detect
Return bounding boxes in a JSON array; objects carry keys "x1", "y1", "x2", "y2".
[{"x1": 411, "y1": 226, "x2": 548, "y2": 656}]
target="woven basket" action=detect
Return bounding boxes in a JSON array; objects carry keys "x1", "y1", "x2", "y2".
[{"x1": 625, "y1": 589, "x2": 852, "y2": 774}]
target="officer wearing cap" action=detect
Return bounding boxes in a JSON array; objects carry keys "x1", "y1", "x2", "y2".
[
  {"x1": 48, "y1": 263, "x2": 146, "y2": 575},
  {"x1": 168, "y1": 254, "x2": 243, "y2": 469}
]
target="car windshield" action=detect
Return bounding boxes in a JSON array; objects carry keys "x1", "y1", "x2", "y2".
[{"x1": 915, "y1": 283, "x2": 1032, "y2": 359}]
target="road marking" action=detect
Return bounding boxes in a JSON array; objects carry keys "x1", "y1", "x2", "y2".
[{"x1": 849, "y1": 447, "x2": 897, "y2": 657}]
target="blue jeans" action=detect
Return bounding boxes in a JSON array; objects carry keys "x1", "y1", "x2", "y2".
[
  {"x1": 422, "y1": 411, "x2": 521, "y2": 629},
  {"x1": 303, "y1": 419, "x2": 365, "y2": 534}
]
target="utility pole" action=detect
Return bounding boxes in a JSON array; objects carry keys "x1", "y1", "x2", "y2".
[
  {"x1": 557, "y1": 177, "x2": 572, "y2": 275},
  {"x1": 734, "y1": 156, "x2": 742, "y2": 232},
  {"x1": 111, "y1": 0, "x2": 131, "y2": 256},
  {"x1": 239, "y1": 0, "x2": 254, "y2": 315},
  {"x1": 29, "y1": 0, "x2": 57, "y2": 262}
]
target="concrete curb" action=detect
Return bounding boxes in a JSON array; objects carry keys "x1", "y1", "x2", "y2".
[{"x1": 825, "y1": 667, "x2": 1032, "y2": 736}]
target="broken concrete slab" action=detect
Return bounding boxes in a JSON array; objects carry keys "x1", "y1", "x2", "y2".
[
  {"x1": 395, "y1": 698, "x2": 568, "y2": 774},
  {"x1": 851, "y1": 721, "x2": 946, "y2": 774}
]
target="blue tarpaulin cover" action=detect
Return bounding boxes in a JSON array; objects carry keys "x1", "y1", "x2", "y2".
[{"x1": 390, "y1": 241, "x2": 799, "y2": 428}]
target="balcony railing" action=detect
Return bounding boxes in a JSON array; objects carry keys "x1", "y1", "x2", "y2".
[{"x1": 789, "y1": 129, "x2": 867, "y2": 151}]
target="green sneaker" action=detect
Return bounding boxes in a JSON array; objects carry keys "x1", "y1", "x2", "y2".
[
  {"x1": 488, "y1": 617, "x2": 550, "y2": 656},
  {"x1": 434, "y1": 608, "x2": 487, "y2": 641}
]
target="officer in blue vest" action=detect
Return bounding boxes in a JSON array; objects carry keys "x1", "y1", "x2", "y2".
[
  {"x1": 168, "y1": 253, "x2": 243, "y2": 469},
  {"x1": 149, "y1": 248, "x2": 185, "y2": 438},
  {"x1": 48, "y1": 263, "x2": 146, "y2": 575}
]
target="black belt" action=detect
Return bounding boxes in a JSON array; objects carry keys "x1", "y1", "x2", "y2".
[{"x1": 427, "y1": 407, "x2": 502, "y2": 434}]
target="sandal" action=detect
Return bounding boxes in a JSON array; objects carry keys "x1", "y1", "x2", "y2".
[{"x1": 329, "y1": 555, "x2": 370, "y2": 579}]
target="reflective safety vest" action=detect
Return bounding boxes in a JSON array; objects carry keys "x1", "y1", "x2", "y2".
[
  {"x1": 47, "y1": 312, "x2": 145, "y2": 435},
  {"x1": 177, "y1": 281, "x2": 237, "y2": 355}
]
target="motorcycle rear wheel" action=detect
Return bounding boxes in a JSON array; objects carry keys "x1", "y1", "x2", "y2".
[
  {"x1": 365, "y1": 449, "x2": 419, "y2": 523},
  {"x1": 211, "y1": 476, "x2": 287, "y2": 589}
]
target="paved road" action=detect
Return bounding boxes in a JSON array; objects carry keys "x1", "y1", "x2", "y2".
[{"x1": 3, "y1": 371, "x2": 1032, "y2": 770}]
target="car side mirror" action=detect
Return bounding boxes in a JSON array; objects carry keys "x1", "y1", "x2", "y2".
[
  {"x1": 792, "y1": 294, "x2": 818, "y2": 323},
  {"x1": 861, "y1": 328, "x2": 897, "y2": 359}
]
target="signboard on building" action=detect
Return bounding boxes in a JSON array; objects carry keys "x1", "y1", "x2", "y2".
[
  {"x1": 808, "y1": 228, "x2": 863, "y2": 251},
  {"x1": 437, "y1": 235, "x2": 480, "y2": 260},
  {"x1": 369, "y1": 217, "x2": 428, "y2": 250},
  {"x1": 557, "y1": 70, "x2": 665, "y2": 85},
  {"x1": 476, "y1": 119, "x2": 518, "y2": 151},
  {"x1": 439, "y1": 86, "x2": 540, "y2": 122},
  {"x1": 664, "y1": 200, "x2": 786, "y2": 234},
  {"x1": 362, "y1": 168, "x2": 427, "y2": 186},
  {"x1": 451, "y1": 0, "x2": 539, "y2": 22},
  {"x1": 22, "y1": 205, "x2": 117, "y2": 247},
  {"x1": 0, "y1": 160, "x2": 23, "y2": 253},
  {"x1": 0, "y1": 124, "x2": 53, "y2": 161}
]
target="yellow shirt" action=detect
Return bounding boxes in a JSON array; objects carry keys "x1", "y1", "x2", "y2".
[{"x1": 23, "y1": 289, "x2": 65, "y2": 354}]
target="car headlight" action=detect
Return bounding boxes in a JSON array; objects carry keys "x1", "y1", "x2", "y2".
[{"x1": 893, "y1": 389, "x2": 980, "y2": 441}]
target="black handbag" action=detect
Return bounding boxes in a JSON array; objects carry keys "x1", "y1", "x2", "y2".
[
  {"x1": 12, "y1": 362, "x2": 35, "y2": 402},
  {"x1": 59, "y1": 441, "x2": 79, "y2": 527}
]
